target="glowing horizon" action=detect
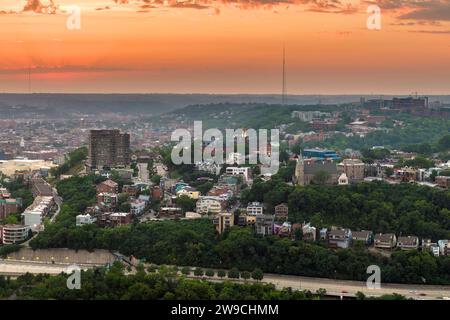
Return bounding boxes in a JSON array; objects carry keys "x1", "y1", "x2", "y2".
[{"x1": 1, "y1": 0, "x2": 450, "y2": 94}]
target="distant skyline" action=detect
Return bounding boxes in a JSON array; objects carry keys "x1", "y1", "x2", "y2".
[{"x1": 1, "y1": 0, "x2": 450, "y2": 94}]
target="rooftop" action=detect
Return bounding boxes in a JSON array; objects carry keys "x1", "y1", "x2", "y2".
[
  {"x1": 101, "y1": 179, "x2": 119, "y2": 187},
  {"x1": 398, "y1": 236, "x2": 418, "y2": 246},
  {"x1": 375, "y1": 233, "x2": 396, "y2": 242}
]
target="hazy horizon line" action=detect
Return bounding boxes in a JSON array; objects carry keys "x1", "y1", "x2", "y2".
[{"x1": 1, "y1": 92, "x2": 450, "y2": 96}]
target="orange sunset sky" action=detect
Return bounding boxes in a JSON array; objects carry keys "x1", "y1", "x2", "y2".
[{"x1": 1, "y1": 0, "x2": 449, "y2": 94}]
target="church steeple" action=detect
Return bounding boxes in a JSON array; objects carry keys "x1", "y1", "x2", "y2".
[{"x1": 294, "y1": 151, "x2": 304, "y2": 186}]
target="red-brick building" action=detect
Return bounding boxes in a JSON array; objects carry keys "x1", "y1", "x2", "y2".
[
  {"x1": 96, "y1": 180, "x2": 119, "y2": 194},
  {"x1": 151, "y1": 186, "x2": 163, "y2": 200},
  {"x1": 436, "y1": 176, "x2": 450, "y2": 189},
  {"x1": 123, "y1": 185, "x2": 140, "y2": 198},
  {"x1": 0, "y1": 199, "x2": 20, "y2": 219}
]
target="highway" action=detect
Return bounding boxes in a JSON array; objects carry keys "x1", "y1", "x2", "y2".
[
  {"x1": 259, "y1": 273, "x2": 450, "y2": 300},
  {"x1": 181, "y1": 272, "x2": 450, "y2": 300},
  {"x1": 1, "y1": 260, "x2": 449, "y2": 300},
  {"x1": 182, "y1": 273, "x2": 450, "y2": 300}
]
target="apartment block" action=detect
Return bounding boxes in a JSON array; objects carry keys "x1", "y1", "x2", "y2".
[
  {"x1": 225, "y1": 167, "x2": 250, "y2": 181},
  {"x1": 22, "y1": 196, "x2": 54, "y2": 232},
  {"x1": 87, "y1": 129, "x2": 130, "y2": 170},
  {"x1": 247, "y1": 202, "x2": 263, "y2": 215},
  {"x1": 1, "y1": 224, "x2": 30, "y2": 245},
  {"x1": 196, "y1": 196, "x2": 223, "y2": 215},
  {"x1": 255, "y1": 214, "x2": 275, "y2": 236},
  {"x1": 213, "y1": 212, "x2": 235, "y2": 235}
]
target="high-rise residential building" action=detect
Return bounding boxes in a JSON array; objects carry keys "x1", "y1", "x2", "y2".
[{"x1": 87, "y1": 130, "x2": 130, "y2": 170}]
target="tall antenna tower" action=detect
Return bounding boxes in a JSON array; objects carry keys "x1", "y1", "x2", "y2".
[
  {"x1": 282, "y1": 45, "x2": 287, "y2": 105},
  {"x1": 28, "y1": 65, "x2": 31, "y2": 93}
]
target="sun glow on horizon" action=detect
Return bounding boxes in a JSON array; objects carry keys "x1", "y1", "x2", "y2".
[{"x1": 1, "y1": 0, "x2": 449, "y2": 94}]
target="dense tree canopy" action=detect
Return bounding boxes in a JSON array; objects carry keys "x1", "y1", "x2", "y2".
[
  {"x1": 0, "y1": 176, "x2": 34, "y2": 210},
  {"x1": 29, "y1": 175, "x2": 450, "y2": 285},
  {"x1": 30, "y1": 219, "x2": 450, "y2": 285},
  {"x1": 50, "y1": 147, "x2": 88, "y2": 177},
  {"x1": 243, "y1": 178, "x2": 450, "y2": 240},
  {"x1": 0, "y1": 264, "x2": 321, "y2": 300},
  {"x1": 305, "y1": 114, "x2": 450, "y2": 152}
]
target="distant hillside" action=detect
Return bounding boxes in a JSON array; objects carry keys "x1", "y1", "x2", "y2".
[
  {"x1": 1, "y1": 94, "x2": 449, "y2": 118},
  {"x1": 164, "y1": 102, "x2": 350, "y2": 130},
  {"x1": 0, "y1": 94, "x2": 367, "y2": 116},
  {"x1": 0, "y1": 93, "x2": 358, "y2": 118},
  {"x1": 0, "y1": 93, "x2": 197, "y2": 117}
]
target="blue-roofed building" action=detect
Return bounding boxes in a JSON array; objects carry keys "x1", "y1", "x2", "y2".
[
  {"x1": 173, "y1": 182, "x2": 189, "y2": 194},
  {"x1": 302, "y1": 149, "x2": 340, "y2": 161}
]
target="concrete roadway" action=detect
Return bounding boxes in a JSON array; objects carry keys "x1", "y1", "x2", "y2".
[
  {"x1": 260, "y1": 273, "x2": 450, "y2": 300},
  {"x1": 1, "y1": 260, "x2": 449, "y2": 300}
]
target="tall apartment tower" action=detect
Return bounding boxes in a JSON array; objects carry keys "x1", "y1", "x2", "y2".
[{"x1": 87, "y1": 130, "x2": 130, "y2": 171}]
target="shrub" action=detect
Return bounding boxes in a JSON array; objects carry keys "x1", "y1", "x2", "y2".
[
  {"x1": 228, "y1": 268, "x2": 240, "y2": 279},
  {"x1": 241, "y1": 271, "x2": 251, "y2": 280},
  {"x1": 251, "y1": 268, "x2": 263, "y2": 281},
  {"x1": 217, "y1": 270, "x2": 226, "y2": 278},
  {"x1": 181, "y1": 266, "x2": 191, "y2": 275},
  {"x1": 194, "y1": 268, "x2": 204, "y2": 276}
]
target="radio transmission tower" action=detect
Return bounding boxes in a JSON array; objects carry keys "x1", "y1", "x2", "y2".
[
  {"x1": 28, "y1": 66, "x2": 31, "y2": 93},
  {"x1": 282, "y1": 45, "x2": 287, "y2": 105}
]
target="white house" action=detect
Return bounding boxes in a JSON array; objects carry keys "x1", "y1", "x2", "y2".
[
  {"x1": 23, "y1": 211, "x2": 43, "y2": 232},
  {"x1": 76, "y1": 214, "x2": 95, "y2": 227},
  {"x1": 176, "y1": 187, "x2": 200, "y2": 199},
  {"x1": 247, "y1": 201, "x2": 263, "y2": 215},
  {"x1": 438, "y1": 240, "x2": 449, "y2": 256},
  {"x1": 225, "y1": 166, "x2": 250, "y2": 181},
  {"x1": 338, "y1": 173, "x2": 349, "y2": 185},
  {"x1": 131, "y1": 199, "x2": 146, "y2": 216},
  {"x1": 430, "y1": 245, "x2": 440, "y2": 257},
  {"x1": 196, "y1": 196, "x2": 222, "y2": 215},
  {"x1": 22, "y1": 196, "x2": 53, "y2": 232},
  {"x1": 138, "y1": 195, "x2": 151, "y2": 205}
]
